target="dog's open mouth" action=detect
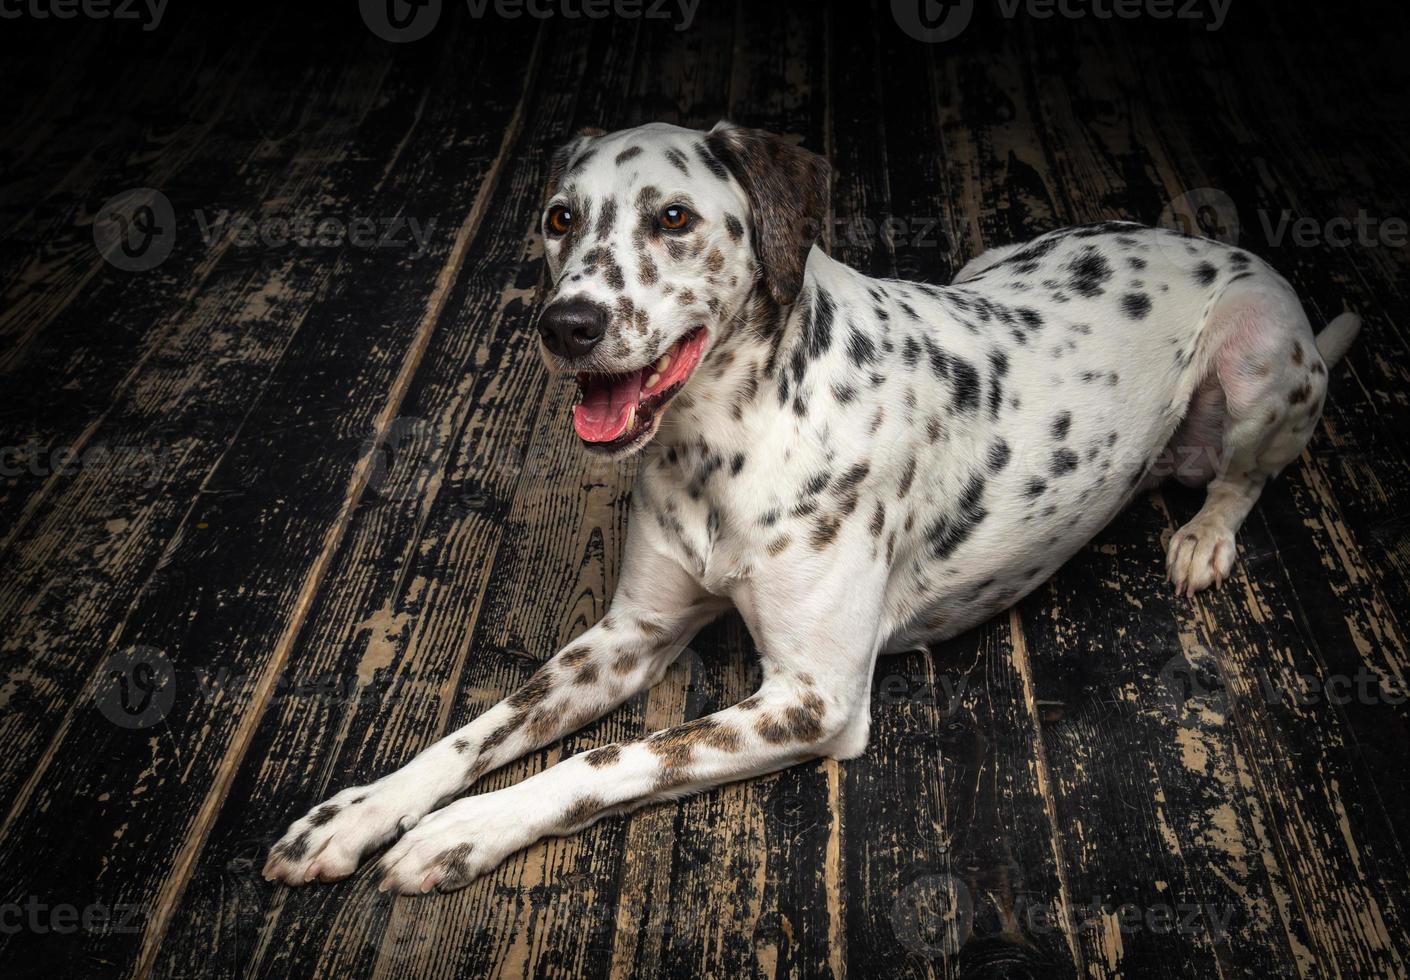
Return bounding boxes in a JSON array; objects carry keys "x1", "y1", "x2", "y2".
[{"x1": 572, "y1": 327, "x2": 709, "y2": 450}]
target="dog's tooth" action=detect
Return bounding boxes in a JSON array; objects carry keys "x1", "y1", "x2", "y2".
[
  {"x1": 656, "y1": 353, "x2": 672, "y2": 373},
  {"x1": 625, "y1": 405, "x2": 637, "y2": 428},
  {"x1": 645, "y1": 372, "x2": 661, "y2": 388}
]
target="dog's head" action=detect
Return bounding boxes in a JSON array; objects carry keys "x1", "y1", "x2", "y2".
[{"x1": 536, "y1": 121, "x2": 830, "y2": 457}]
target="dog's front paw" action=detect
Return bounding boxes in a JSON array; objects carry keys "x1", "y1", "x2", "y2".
[
  {"x1": 375, "y1": 790, "x2": 540, "y2": 895},
  {"x1": 1166, "y1": 518, "x2": 1238, "y2": 596},
  {"x1": 263, "y1": 781, "x2": 425, "y2": 886}
]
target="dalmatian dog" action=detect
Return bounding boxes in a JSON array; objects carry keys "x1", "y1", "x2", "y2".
[{"x1": 265, "y1": 121, "x2": 1360, "y2": 894}]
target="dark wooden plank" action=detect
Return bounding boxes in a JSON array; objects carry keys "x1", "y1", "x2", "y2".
[
  {"x1": 0, "y1": 20, "x2": 542, "y2": 980},
  {"x1": 0, "y1": 14, "x2": 362, "y2": 544},
  {"x1": 1114, "y1": 5, "x2": 1410, "y2": 972},
  {"x1": 0, "y1": 39, "x2": 403, "y2": 813}
]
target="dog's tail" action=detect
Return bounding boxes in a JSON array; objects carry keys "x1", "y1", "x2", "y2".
[{"x1": 1315, "y1": 312, "x2": 1362, "y2": 368}]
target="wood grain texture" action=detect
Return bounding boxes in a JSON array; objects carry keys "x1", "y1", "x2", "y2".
[{"x1": 2, "y1": 1, "x2": 1407, "y2": 977}]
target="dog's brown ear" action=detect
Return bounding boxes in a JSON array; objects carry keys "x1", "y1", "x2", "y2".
[
  {"x1": 542, "y1": 126, "x2": 606, "y2": 207},
  {"x1": 705, "y1": 122, "x2": 830, "y2": 306}
]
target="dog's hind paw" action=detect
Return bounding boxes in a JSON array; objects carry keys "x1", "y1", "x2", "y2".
[{"x1": 1166, "y1": 518, "x2": 1238, "y2": 597}]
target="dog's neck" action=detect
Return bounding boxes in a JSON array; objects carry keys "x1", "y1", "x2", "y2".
[{"x1": 650, "y1": 249, "x2": 863, "y2": 460}]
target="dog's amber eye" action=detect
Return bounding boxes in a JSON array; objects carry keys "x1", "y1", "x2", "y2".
[
  {"x1": 546, "y1": 205, "x2": 574, "y2": 236},
  {"x1": 658, "y1": 204, "x2": 694, "y2": 232}
]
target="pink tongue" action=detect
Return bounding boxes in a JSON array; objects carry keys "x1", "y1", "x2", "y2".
[{"x1": 574, "y1": 370, "x2": 645, "y2": 443}]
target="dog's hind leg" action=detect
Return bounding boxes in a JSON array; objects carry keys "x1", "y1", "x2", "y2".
[{"x1": 1165, "y1": 282, "x2": 1359, "y2": 595}]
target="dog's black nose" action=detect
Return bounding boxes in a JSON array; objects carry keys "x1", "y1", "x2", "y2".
[{"x1": 538, "y1": 298, "x2": 608, "y2": 358}]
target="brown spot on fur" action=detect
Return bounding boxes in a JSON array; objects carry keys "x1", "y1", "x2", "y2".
[
  {"x1": 509, "y1": 671, "x2": 553, "y2": 710},
  {"x1": 870, "y1": 500, "x2": 886, "y2": 537},
  {"x1": 897, "y1": 456, "x2": 917, "y2": 498},
  {"x1": 757, "y1": 692, "x2": 827, "y2": 744},
  {"x1": 811, "y1": 515, "x2": 841, "y2": 549},
  {"x1": 527, "y1": 709, "x2": 559, "y2": 743},
  {"x1": 738, "y1": 696, "x2": 762, "y2": 711},
  {"x1": 308, "y1": 804, "x2": 340, "y2": 827},
  {"x1": 649, "y1": 717, "x2": 742, "y2": 788},
  {"x1": 638, "y1": 250, "x2": 659, "y2": 285},
  {"x1": 585, "y1": 744, "x2": 622, "y2": 767},
  {"x1": 1292, "y1": 342, "x2": 1305, "y2": 365},
  {"x1": 561, "y1": 645, "x2": 592, "y2": 667},
  {"x1": 706, "y1": 249, "x2": 725, "y2": 273},
  {"x1": 612, "y1": 651, "x2": 639, "y2": 674},
  {"x1": 435, "y1": 843, "x2": 477, "y2": 889},
  {"x1": 574, "y1": 662, "x2": 600, "y2": 686},
  {"x1": 481, "y1": 711, "x2": 528, "y2": 753},
  {"x1": 767, "y1": 534, "x2": 792, "y2": 556},
  {"x1": 1289, "y1": 382, "x2": 1312, "y2": 405},
  {"x1": 562, "y1": 795, "x2": 606, "y2": 829}
]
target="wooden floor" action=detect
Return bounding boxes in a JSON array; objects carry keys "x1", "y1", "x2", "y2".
[{"x1": 2, "y1": 1, "x2": 1409, "y2": 977}]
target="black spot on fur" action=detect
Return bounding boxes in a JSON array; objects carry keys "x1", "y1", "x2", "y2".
[
  {"x1": 725, "y1": 213, "x2": 744, "y2": 241},
  {"x1": 1052, "y1": 412, "x2": 1072, "y2": 440},
  {"x1": 695, "y1": 142, "x2": 730, "y2": 180},
  {"x1": 1066, "y1": 248, "x2": 1113, "y2": 298},
  {"x1": 847, "y1": 328, "x2": 876, "y2": 366},
  {"x1": 988, "y1": 440, "x2": 1011, "y2": 472},
  {"x1": 926, "y1": 473, "x2": 987, "y2": 560},
  {"x1": 1051, "y1": 448, "x2": 1079, "y2": 475},
  {"x1": 1193, "y1": 261, "x2": 1219, "y2": 286},
  {"x1": 951, "y1": 358, "x2": 980, "y2": 413},
  {"x1": 615, "y1": 146, "x2": 643, "y2": 165},
  {"x1": 664, "y1": 147, "x2": 691, "y2": 175},
  {"x1": 1121, "y1": 292, "x2": 1152, "y2": 319}
]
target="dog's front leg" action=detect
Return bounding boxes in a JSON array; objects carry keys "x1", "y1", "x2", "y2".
[
  {"x1": 264, "y1": 541, "x2": 723, "y2": 886},
  {"x1": 374, "y1": 570, "x2": 884, "y2": 894}
]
